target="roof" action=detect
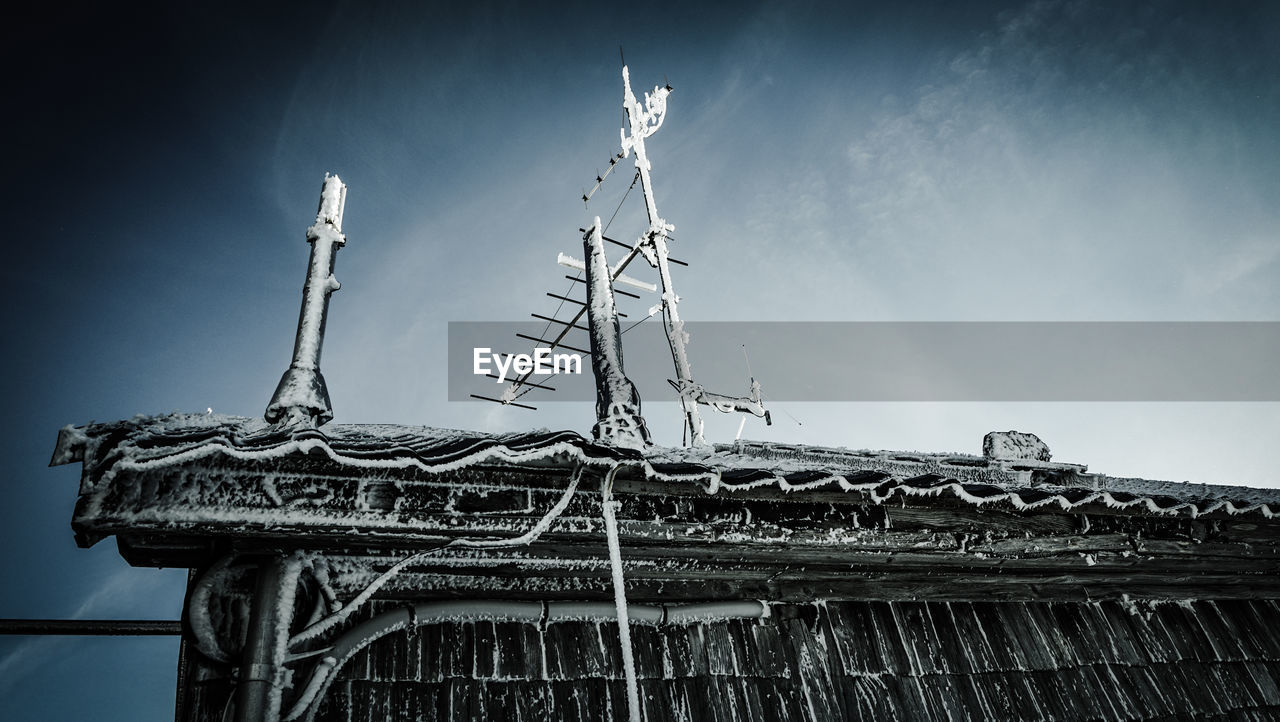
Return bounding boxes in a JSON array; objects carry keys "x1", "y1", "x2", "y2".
[
  {"x1": 53, "y1": 413, "x2": 1280, "y2": 603},
  {"x1": 55, "y1": 415, "x2": 1280, "y2": 719},
  {"x1": 53, "y1": 413, "x2": 1279, "y2": 522}
]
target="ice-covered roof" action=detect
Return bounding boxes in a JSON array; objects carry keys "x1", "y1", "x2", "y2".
[{"x1": 53, "y1": 413, "x2": 1278, "y2": 521}]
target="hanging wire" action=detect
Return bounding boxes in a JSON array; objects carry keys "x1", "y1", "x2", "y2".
[
  {"x1": 759, "y1": 390, "x2": 803, "y2": 426},
  {"x1": 620, "y1": 309, "x2": 655, "y2": 335},
  {"x1": 604, "y1": 170, "x2": 641, "y2": 235}
]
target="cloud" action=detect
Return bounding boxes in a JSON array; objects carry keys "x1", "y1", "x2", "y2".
[
  {"x1": 1187, "y1": 237, "x2": 1280, "y2": 298},
  {"x1": 821, "y1": 0, "x2": 1280, "y2": 319}
]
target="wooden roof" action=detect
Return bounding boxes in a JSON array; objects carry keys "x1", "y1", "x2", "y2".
[
  {"x1": 54, "y1": 414, "x2": 1280, "y2": 720},
  {"x1": 53, "y1": 413, "x2": 1280, "y2": 601}
]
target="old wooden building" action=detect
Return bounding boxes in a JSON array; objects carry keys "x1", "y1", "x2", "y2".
[
  {"x1": 52, "y1": 414, "x2": 1280, "y2": 720},
  {"x1": 51, "y1": 66, "x2": 1280, "y2": 720}
]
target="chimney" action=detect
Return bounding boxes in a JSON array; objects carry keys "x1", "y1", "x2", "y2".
[{"x1": 265, "y1": 174, "x2": 348, "y2": 426}]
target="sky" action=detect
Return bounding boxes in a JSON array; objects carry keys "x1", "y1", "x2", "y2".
[{"x1": 3, "y1": 0, "x2": 1279, "y2": 718}]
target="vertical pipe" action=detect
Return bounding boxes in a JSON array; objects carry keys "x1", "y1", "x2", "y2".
[
  {"x1": 265, "y1": 174, "x2": 348, "y2": 426},
  {"x1": 584, "y1": 217, "x2": 650, "y2": 449},
  {"x1": 235, "y1": 557, "x2": 294, "y2": 722},
  {"x1": 600, "y1": 468, "x2": 641, "y2": 722}
]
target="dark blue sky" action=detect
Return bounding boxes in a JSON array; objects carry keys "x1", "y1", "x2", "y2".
[{"x1": 4, "y1": 1, "x2": 1279, "y2": 718}]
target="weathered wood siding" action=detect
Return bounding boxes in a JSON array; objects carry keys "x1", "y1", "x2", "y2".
[{"x1": 235, "y1": 598, "x2": 1280, "y2": 721}]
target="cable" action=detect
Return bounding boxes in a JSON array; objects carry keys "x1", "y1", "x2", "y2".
[
  {"x1": 287, "y1": 464, "x2": 585, "y2": 650},
  {"x1": 604, "y1": 171, "x2": 640, "y2": 235},
  {"x1": 759, "y1": 391, "x2": 803, "y2": 427},
  {"x1": 620, "y1": 310, "x2": 654, "y2": 335}
]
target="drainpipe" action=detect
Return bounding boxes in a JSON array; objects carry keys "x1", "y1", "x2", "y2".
[{"x1": 235, "y1": 557, "x2": 297, "y2": 722}]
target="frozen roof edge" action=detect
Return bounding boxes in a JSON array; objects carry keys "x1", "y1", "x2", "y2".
[{"x1": 52, "y1": 413, "x2": 1279, "y2": 519}]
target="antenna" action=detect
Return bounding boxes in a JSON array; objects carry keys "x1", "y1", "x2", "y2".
[
  {"x1": 582, "y1": 152, "x2": 626, "y2": 205},
  {"x1": 480, "y1": 65, "x2": 769, "y2": 447},
  {"x1": 618, "y1": 65, "x2": 768, "y2": 445}
]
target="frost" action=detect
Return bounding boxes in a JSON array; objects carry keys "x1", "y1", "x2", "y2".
[
  {"x1": 50, "y1": 424, "x2": 89, "y2": 468},
  {"x1": 583, "y1": 218, "x2": 650, "y2": 450},
  {"x1": 601, "y1": 465, "x2": 641, "y2": 722},
  {"x1": 63, "y1": 412, "x2": 1280, "y2": 559},
  {"x1": 265, "y1": 174, "x2": 348, "y2": 427},
  {"x1": 289, "y1": 464, "x2": 587, "y2": 649}
]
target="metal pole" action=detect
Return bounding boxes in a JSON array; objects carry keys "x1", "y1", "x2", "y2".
[
  {"x1": 584, "y1": 218, "x2": 650, "y2": 448},
  {"x1": 0, "y1": 619, "x2": 182, "y2": 635},
  {"x1": 265, "y1": 174, "x2": 348, "y2": 426},
  {"x1": 620, "y1": 66, "x2": 706, "y2": 445},
  {"x1": 235, "y1": 557, "x2": 294, "y2": 722}
]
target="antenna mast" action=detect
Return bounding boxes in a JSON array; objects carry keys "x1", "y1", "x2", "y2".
[
  {"x1": 619, "y1": 66, "x2": 767, "y2": 445},
  {"x1": 483, "y1": 65, "x2": 769, "y2": 447}
]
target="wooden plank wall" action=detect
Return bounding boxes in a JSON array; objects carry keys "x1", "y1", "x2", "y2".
[{"x1": 283, "y1": 598, "x2": 1280, "y2": 721}]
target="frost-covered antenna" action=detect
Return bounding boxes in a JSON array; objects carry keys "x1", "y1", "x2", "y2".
[
  {"x1": 474, "y1": 236, "x2": 659, "y2": 411},
  {"x1": 265, "y1": 173, "x2": 347, "y2": 427},
  {"x1": 484, "y1": 66, "x2": 769, "y2": 446},
  {"x1": 616, "y1": 65, "x2": 768, "y2": 445}
]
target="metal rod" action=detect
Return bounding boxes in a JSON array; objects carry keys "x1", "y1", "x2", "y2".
[
  {"x1": 485, "y1": 374, "x2": 554, "y2": 391},
  {"x1": 0, "y1": 619, "x2": 182, "y2": 636},
  {"x1": 565, "y1": 274, "x2": 641, "y2": 299},
  {"x1": 546, "y1": 292, "x2": 585, "y2": 305},
  {"x1": 531, "y1": 313, "x2": 589, "y2": 331},
  {"x1": 588, "y1": 231, "x2": 688, "y2": 266},
  {"x1": 235, "y1": 557, "x2": 291, "y2": 722},
  {"x1": 546, "y1": 293, "x2": 627, "y2": 317},
  {"x1": 515, "y1": 334, "x2": 590, "y2": 355},
  {"x1": 470, "y1": 394, "x2": 537, "y2": 410}
]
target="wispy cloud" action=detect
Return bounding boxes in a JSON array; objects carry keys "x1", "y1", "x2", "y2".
[{"x1": 0, "y1": 569, "x2": 178, "y2": 695}]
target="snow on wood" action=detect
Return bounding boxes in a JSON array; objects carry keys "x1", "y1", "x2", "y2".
[
  {"x1": 556, "y1": 252, "x2": 656, "y2": 292},
  {"x1": 53, "y1": 413, "x2": 1280, "y2": 544}
]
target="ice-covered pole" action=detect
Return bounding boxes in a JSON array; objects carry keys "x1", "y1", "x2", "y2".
[
  {"x1": 620, "y1": 66, "x2": 707, "y2": 445},
  {"x1": 584, "y1": 218, "x2": 650, "y2": 449},
  {"x1": 265, "y1": 174, "x2": 348, "y2": 426}
]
